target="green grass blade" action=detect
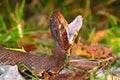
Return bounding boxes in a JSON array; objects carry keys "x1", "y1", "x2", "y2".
[
  {"x1": 18, "y1": 64, "x2": 39, "y2": 80},
  {"x1": 109, "y1": 15, "x2": 118, "y2": 29},
  {"x1": 17, "y1": 0, "x2": 25, "y2": 21},
  {"x1": 0, "y1": 14, "x2": 7, "y2": 32},
  {"x1": 87, "y1": 28, "x2": 96, "y2": 43}
]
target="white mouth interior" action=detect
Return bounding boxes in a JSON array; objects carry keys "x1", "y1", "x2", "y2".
[{"x1": 68, "y1": 15, "x2": 83, "y2": 44}]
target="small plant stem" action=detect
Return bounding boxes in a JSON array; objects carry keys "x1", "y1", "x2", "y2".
[{"x1": 65, "y1": 54, "x2": 69, "y2": 68}]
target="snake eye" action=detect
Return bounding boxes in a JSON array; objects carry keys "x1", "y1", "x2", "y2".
[
  {"x1": 41, "y1": 72, "x2": 44, "y2": 77},
  {"x1": 48, "y1": 71, "x2": 53, "y2": 76}
]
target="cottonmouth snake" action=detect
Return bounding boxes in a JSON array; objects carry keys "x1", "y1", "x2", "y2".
[{"x1": 0, "y1": 11, "x2": 83, "y2": 78}]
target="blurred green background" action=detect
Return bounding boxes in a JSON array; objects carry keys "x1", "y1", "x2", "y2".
[{"x1": 0, "y1": 0, "x2": 120, "y2": 54}]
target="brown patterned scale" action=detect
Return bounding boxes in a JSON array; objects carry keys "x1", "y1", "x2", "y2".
[{"x1": 0, "y1": 11, "x2": 83, "y2": 78}]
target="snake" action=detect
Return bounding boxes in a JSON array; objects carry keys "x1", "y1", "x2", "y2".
[{"x1": 0, "y1": 11, "x2": 83, "y2": 78}]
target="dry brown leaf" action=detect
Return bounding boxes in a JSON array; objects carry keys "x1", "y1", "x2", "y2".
[
  {"x1": 71, "y1": 38, "x2": 91, "y2": 58},
  {"x1": 72, "y1": 45, "x2": 91, "y2": 58},
  {"x1": 24, "y1": 44, "x2": 36, "y2": 52},
  {"x1": 72, "y1": 38, "x2": 113, "y2": 59}
]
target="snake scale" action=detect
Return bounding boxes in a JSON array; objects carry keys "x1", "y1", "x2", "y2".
[{"x1": 0, "y1": 11, "x2": 82, "y2": 78}]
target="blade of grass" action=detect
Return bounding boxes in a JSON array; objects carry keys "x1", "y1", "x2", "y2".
[
  {"x1": 90, "y1": 67, "x2": 98, "y2": 80},
  {"x1": 0, "y1": 33, "x2": 9, "y2": 43},
  {"x1": 65, "y1": 54, "x2": 69, "y2": 68},
  {"x1": 87, "y1": 28, "x2": 96, "y2": 43},
  {"x1": 109, "y1": 15, "x2": 118, "y2": 29},
  {"x1": 0, "y1": 14, "x2": 7, "y2": 32},
  {"x1": 4, "y1": 0, "x2": 15, "y2": 26},
  {"x1": 17, "y1": 0, "x2": 26, "y2": 21},
  {"x1": 18, "y1": 64, "x2": 39, "y2": 80}
]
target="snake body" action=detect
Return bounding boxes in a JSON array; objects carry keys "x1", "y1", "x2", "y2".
[
  {"x1": 0, "y1": 45, "x2": 66, "y2": 77},
  {"x1": 0, "y1": 11, "x2": 82, "y2": 78}
]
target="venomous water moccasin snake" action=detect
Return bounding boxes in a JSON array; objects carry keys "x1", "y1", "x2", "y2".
[{"x1": 0, "y1": 11, "x2": 83, "y2": 78}]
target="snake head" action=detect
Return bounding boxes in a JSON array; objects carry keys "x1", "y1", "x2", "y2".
[{"x1": 50, "y1": 11, "x2": 83, "y2": 51}]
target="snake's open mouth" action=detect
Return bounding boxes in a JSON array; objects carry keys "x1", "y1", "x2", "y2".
[{"x1": 68, "y1": 15, "x2": 83, "y2": 44}]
